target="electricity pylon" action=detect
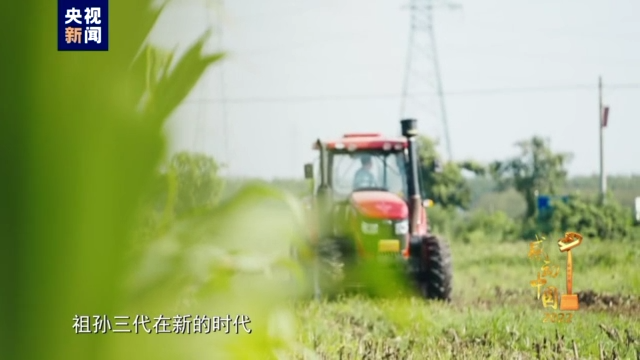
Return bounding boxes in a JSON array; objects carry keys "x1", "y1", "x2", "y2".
[{"x1": 400, "y1": 0, "x2": 460, "y2": 161}]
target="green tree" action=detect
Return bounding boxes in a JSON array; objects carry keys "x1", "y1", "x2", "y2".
[
  {"x1": 417, "y1": 135, "x2": 485, "y2": 210},
  {"x1": 167, "y1": 151, "x2": 225, "y2": 217},
  {"x1": 490, "y1": 136, "x2": 572, "y2": 219}
]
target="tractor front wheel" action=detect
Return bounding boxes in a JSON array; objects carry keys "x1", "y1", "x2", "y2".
[
  {"x1": 313, "y1": 237, "x2": 347, "y2": 299},
  {"x1": 418, "y1": 235, "x2": 453, "y2": 301}
]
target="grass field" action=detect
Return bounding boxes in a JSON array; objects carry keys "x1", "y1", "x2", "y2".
[{"x1": 293, "y1": 239, "x2": 640, "y2": 359}]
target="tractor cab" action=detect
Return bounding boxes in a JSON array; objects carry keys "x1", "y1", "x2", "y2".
[
  {"x1": 316, "y1": 134, "x2": 407, "y2": 197},
  {"x1": 305, "y1": 133, "x2": 431, "y2": 202}
]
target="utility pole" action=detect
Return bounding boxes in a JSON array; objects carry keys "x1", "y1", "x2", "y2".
[
  {"x1": 598, "y1": 76, "x2": 606, "y2": 204},
  {"x1": 400, "y1": 0, "x2": 459, "y2": 161}
]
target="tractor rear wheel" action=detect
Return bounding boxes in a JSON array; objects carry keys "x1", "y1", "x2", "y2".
[{"x1": 418, "y1": 235, "x2": 453, "y2": 301}]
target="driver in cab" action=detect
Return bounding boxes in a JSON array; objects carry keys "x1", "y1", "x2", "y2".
[{"x1": 353, "y1": 155, "x2": 377, "y2": 190}]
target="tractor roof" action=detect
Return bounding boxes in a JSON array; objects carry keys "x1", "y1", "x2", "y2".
[{"x1": 313, "y1": 133, "x2": 407, "y2": 151}]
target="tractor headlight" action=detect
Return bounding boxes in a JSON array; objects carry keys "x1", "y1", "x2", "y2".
[
  {"x1": 361, "y1": 221, "x2": 378, "y2": 235},
  {"x1": 395, "y1": 220, "x2": 409, "y2": 235}
]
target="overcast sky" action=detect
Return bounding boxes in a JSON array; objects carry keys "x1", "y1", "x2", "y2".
[{"x1": 149, "y1": 0, "x2": 640, "y2": 179}]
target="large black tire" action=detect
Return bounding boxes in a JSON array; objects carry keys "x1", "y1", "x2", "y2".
[{"x1": 418, "y1": 235, "x2": 453, "y2": 301}]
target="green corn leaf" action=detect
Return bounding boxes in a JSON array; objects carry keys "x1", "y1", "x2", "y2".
[{"x1": 144, "y1": 29, "x2": 225, "y2": 125}]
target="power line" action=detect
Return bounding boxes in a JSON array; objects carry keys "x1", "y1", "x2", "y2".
[{"x1": 184, "y1": 83, "x2": 640, "y2": 104}]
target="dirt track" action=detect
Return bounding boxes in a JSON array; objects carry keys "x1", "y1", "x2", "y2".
[{"x1": 457, "y1": 286, "x2": 640, "y2": 317}]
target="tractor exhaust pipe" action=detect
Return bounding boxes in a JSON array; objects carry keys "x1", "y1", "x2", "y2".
[
  {"x1": 316, "y1": 139, "x2": 328, "y2": 189},
  {"x1": 315, "y1": 139, "x2": 331, "y2": 239},
  {"x1": 400, "y1": 119, "x2": 422, "y2": 236}
]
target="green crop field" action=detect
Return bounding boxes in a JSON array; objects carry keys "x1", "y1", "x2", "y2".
[{"x1": 294, "y1": 239, "x2": 640, "y2": 359}]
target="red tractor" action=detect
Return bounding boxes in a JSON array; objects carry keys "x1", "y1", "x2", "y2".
[{"x1": 301, "y1": 119, "x2": 453, "y2": 301}]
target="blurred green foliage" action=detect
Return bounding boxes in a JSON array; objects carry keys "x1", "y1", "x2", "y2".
[{"x1": 0, "y1": 1, "x2": 308, "y2": 359}]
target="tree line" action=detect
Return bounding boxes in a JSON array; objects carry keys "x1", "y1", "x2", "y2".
[{"x1": 149, "y1": 136, "x2": 640, "y2": 242}]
